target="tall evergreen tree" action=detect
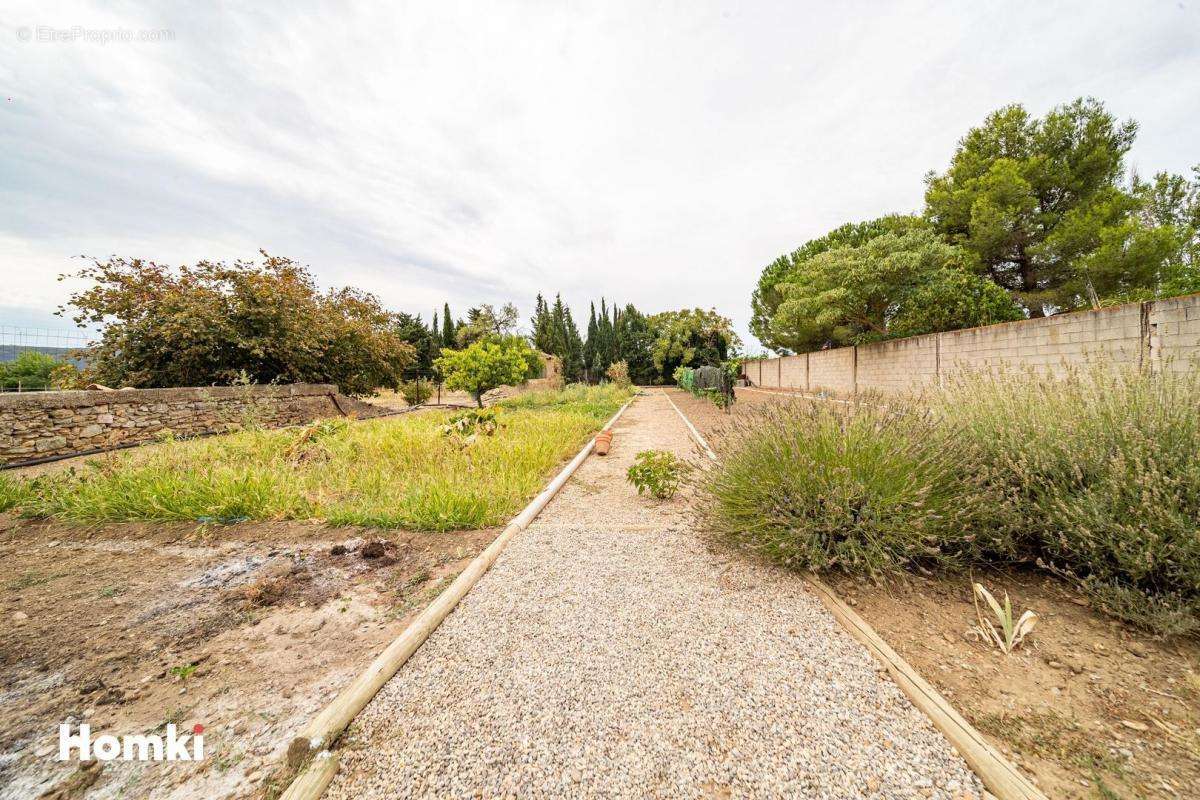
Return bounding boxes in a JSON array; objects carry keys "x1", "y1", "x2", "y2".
[
  {"x1": 597, "y1": 298, "x2": 617, "y2": 372},
  {"x1": 548, "y1": 294, "x2": 584, "y2": 382},
  {"x1": 615, "y1": 303, "x2": 655, "y2": 384},
  {"x1": 395, "y1": 312, "x2": 438, "y2": 373},
  {"x1": 431, "y1": 309, "x2": 439, "y2": 342},
  {"x1": 441, "y1": 303, "x2": 456, "y2": 348},
  {"x1": 583, "y1": 302, "x2": 598, "y2": 381},
  {"x1": 530, "y1": 293, "x2": 553, "y2": 353}
]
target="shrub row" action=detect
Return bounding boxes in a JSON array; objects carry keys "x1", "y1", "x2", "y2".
[{"x1": 699, "y1": 365, "x2": 1200, "y2": 636}]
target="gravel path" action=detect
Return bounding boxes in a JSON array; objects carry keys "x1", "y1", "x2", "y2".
[{"x1": 324, "y1": 391, "x2": 983, "y2": 799}]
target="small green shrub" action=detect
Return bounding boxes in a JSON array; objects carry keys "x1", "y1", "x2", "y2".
[
  {"x1": 700, "y1": 400, "x2": 983, "y2": 575},
  {"x1": 626, "y1": 450, "x2": 688, "y2": 499},
  {"x1": 435, "y1": 338, "x2": 533, "y2": 407},
  {"x1": 702, "y1": 388, "x2": 732, "y2": 410},
  {"x1": 399, "y1": 378, "x2": 434, "y2": 406}
]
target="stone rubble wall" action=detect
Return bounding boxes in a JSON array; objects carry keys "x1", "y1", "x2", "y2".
[
  {"x1": 0, "y1": 383, "x2": 352, "y2": 466},
  {"x1": 746, "y1": 293, "x2": 1200, "y2": 397}
]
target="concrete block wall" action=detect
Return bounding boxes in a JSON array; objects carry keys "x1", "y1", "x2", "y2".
[
  {"x1": 0, "y1": 383, "x2": 348, "y2": 466},
  {"x1": 758, "y1": 358, "x2": 780, "y2": 388},
  {"x1": 807, "y1": 348, "x2": 855, "y2": 394},
  {"x1": 1149, "y1": 295, "x2": 1200, "y2": 375},
  {"x1": 779, "y1": 354, "x2": 807, "y2": 391},
  {"x1": 856, "y1": 334, "x2": 939, "y2": 394},
  {"x1": 751, "y1": 293, "x2": 1200, "y2": 396},
  {"x1": 938, "y1": 302, "x2": 1145, "y2": 376}
]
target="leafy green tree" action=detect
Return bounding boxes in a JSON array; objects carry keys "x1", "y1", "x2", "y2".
[
  {"x1": 0, "y1": 351, "x2": 61, "y2": 390},
  {"x1": 1128, "y1": 166, "x2": 1200, "y2": 299},
  {"x1": 435, "y1": 338, "x2": 532, "y2": 407},
  {"x1": 751, "y1": 215, "x2": 926, "y2": 352},
  {"x1": 456, "y1": 303, "x2": 520, "y2": 347},
  {"x1": 596, "y1": 298, "x2": 617, "y2": 373},
  {"x1": 63, "y1": 253, "x2": 415, "y2": 395},
  {"x1": 648, "y1": 308, "x2": 741, "y2": 381},
  {"x1": 772, "y1": 230, "x2": 1022, "y2": 349},
  {"x1": 924, "y1": 98, "x2": 1142, "y2": 314},
  {"x1": 615, "y1": 304, "x2": 656, "y2": 384}
]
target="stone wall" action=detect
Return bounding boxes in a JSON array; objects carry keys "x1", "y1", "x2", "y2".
[
  {"x1": 747, "y1": 294, "x2": 1200, "y2": 397},
  {"x1": 0, "y1": 384, "x2": 352, "y2": 466}
]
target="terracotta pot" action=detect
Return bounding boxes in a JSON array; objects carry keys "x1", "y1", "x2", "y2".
[{"x1": 594, "y1": 430, "x2": 613, "y2": 455}]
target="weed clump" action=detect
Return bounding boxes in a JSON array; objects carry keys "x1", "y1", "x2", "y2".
[{"x1": 627, "y1": 450, "x2": 689, "y2": 500}]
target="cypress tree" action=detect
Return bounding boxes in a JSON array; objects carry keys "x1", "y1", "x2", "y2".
[
  {"x1": 549, "y1": 294, "x2": 584, "y2": 382},
  {"x1": 442, "y1": 303, "x2": 455, "y2": 348}
]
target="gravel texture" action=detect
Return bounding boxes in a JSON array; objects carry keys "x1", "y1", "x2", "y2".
[{"x1": 324, "y1": 391, "x2": 983, "y2": 799}]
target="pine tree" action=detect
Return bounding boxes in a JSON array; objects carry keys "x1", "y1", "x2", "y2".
[{"x1": 431, "y1": 309, "x2": 440, "y2": 342}]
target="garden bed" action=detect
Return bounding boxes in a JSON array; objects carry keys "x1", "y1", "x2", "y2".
[
  {"x1": 669, "y1": 385, "x2": 1200, "y2": 800},
  {"x1": 1, "y1": 385, "x2": 631, "y2": 531}
]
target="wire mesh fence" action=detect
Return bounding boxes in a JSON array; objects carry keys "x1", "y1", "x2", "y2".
[{"x1": 0, "y1": 326, "x2": 95, "y2": 391}]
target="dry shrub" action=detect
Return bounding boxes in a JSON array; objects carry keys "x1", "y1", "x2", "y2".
[
  {"x1": 699, "y1": 399, "x2": 986, "y2": 576},
  {"x1": 933, "y1": 364, "x2": 1200, "y2": 635},
  {"x1": 239, "y1": 576, "x2": 289, "y2": 608},
  {"x1": 702, "y1": 364, "x2": 1200, "y2": 635}
]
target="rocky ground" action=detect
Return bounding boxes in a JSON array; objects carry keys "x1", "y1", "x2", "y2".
[
  {"x1": 0, "y1": 516, "x2": 494, "y2": 799},
  {"x1": 324, "y1": 391, "x2": 982, "y2": 799}
]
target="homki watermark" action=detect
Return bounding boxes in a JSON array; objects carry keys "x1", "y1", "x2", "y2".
[
  {"x1": 58, "y1": 723, "x2": 205, "y2": 762},
  {"x1": 15, "y1": 26, "x2": 175, "y2": 44}
]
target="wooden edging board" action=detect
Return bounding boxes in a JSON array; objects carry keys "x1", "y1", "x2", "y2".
[
  {"x1": 278, "y1": 395, "x2": 636, "y2": 800},
  {"x1": 661, "y1": 387, "x2": 1047, "y2": 800}
]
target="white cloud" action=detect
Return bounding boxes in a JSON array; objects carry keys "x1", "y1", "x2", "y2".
[{"x1": 1, "y1": 0, "x2": 1198, "y2": 348}]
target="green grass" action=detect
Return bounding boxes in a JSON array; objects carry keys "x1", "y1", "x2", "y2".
[
  {"x1": 4, "y1": 384, "x2": 629, "y2": 531},
  {"x1": 0, "y1": 474, "x2": 32, "y2": 512}
]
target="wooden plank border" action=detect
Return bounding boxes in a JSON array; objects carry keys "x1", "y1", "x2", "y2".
[{"x1": 662, "y1": 388, "x2": 1047, "y2": 800}]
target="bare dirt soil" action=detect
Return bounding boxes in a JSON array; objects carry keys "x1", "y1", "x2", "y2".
[
  {"x1": 827, "y1": 571, "x2": 1200, "y2": 800},
  {"x1": 669, "y1": 386, "x2": 1200, "y2": 800},
  {"x1": 0, "y1": 514, "x2": 494, "y2": 800}
]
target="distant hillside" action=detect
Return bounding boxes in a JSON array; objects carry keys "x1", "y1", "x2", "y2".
[{"x1": 0, "y1": 345, "x2": 89, "y2": 368}]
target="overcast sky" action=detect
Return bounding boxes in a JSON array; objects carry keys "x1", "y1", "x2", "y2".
[{"x1": 2, "y1": 1, "x2": 1198, "y2": 351}]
